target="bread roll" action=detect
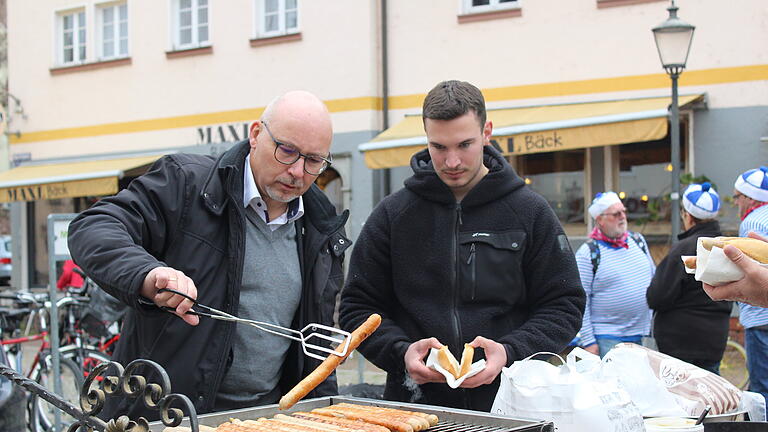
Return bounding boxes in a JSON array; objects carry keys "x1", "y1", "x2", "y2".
[
  {"x1": 437, "y1": 345, "x2": 460, "y2": 379},
  {"x1": 683, "y1": 256, "x2": 697, "y2": 269},
  {"x1": 458, "y1": 344, "x2": 474, "y2": 378},
  {"x1": 702, "y1": 237, "x2": 768, "y2": 263}
]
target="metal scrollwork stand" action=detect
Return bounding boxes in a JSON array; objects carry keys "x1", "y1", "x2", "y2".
[{"x1": 0, "y1": 359, "x2": 200, "y2": 432}]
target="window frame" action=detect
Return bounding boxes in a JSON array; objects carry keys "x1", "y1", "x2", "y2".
[
  {"x1": 462, "y1": 0, "x2": 520, "y2": 15},
  {"x1": 55, "y1": 7, "x2": 88, "y2": 66},
  {"x1": 96, "y1": 1, "x2": 129, "y2": 60},
  {"x1": 254, "y1": 0, "x2": 300, "y2": 39},
  {"x1": 170, "y1": 0, "x2": 211, "y2": 51}
]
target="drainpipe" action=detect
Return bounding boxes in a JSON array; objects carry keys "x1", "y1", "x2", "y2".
[{"x1": 374, "y1": 0, "x2": 391, "y2": 203}]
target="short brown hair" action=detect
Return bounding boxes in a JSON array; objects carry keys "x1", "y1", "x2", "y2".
[{"x1": 422, "y1": 80, "x2": 486, "y2": 128}]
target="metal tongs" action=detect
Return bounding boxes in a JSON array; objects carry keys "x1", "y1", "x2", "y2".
[{"x1": 157, "y1": 288, "x2": 351, "y2": 361}]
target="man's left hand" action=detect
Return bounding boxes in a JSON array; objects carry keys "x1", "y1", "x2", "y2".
[{"x1": 459, "y1": 336, "x2": 507, "y2": 388}]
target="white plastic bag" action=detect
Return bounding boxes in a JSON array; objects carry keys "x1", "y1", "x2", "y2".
[
  {"x1": 491, "y1": 352, "x2": 644, "y2": 432},
  {"x1": 601, "y1": 345, "x2": 688, "y2": 417},
  {"x1": 604, "y1": 344, "x2": 742, "y2": 416}
]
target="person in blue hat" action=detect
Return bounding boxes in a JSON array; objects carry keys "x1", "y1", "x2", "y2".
[
  {"x1": 724, "y1": 166, "x2": 768, "y2": 401},
  {"x1": 647, "y1": 182, "x2": 731, "y2": 374}
]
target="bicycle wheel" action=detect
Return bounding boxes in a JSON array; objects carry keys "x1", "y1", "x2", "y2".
[
  {"x1": 720, "y1": 339, "x2": 749, "y2": 390},
  {"x1": 29, "y1": 355, "x2": 83, "y2": 432},
  {"x1": 59, "y1": 345, "x2": 112, "y2": 381}
]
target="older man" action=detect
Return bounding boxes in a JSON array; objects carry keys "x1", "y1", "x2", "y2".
[
  {"x1": 68, "y1": 91, "x2": 350, "y2": 420},
  {"x1": 575, "y1": 192, "x2": 656, "y2": 356}
]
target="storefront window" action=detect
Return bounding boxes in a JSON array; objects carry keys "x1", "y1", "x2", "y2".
[
  {"x1": 27, "y1": 197, "x2": 98, "y2": 287},
  {"x1": 516, "y1": 149, "x2": 586, "y2": 235},
  {"x1": 618, "y1": 135, "x2": 685, "y2": 235}
]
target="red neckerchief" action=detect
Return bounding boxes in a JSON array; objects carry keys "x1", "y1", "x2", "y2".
[
  {"x1": 742, "y1": 202, "x2": 768, "y2": 221},
  {"x1": 589, "y1": 227, "x2": 629, "y2": 249}
]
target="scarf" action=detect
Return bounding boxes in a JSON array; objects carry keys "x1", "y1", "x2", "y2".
[
  {"x1": 742, "y1": 202, "x2": 768, "y2": 221},
  {"x1": 589, "y1": 227, "x2": 628, "y2": 249}
]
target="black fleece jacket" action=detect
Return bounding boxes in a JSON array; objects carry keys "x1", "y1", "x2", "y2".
[
  {"x1": 339, "y1": 146, "x2": 585, "y2": 411},
  {"x1": 647, "y1": 221, "x2": 732, "y2": 363}
]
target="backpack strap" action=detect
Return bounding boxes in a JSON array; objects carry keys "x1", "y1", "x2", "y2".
[
  {"x1": 630, "y1": 231, "x2": 649, "y2": 256},
  {"x1": 585, "y1": 239, "x2": 601, "y2": 275}
]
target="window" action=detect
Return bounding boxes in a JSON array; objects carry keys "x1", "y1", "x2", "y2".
[
  {"x1": 172, "y1": 0, "x2": 209, "y2": 49},
  {"x1": 517, "y1": 150, "x2": 587, "y2": 232},
  {"x1": 257, "y1": 0, "x2": 298, "y2": 38},
  {"x1": 98, "y1": 2, "x2": 129, "y2": 59},
  {"x1": 463, "y1": 0, "x2": 519, "y2": 13},
  {"x1": 58, "y1": 10, "x2": 87, "y2": 65}
]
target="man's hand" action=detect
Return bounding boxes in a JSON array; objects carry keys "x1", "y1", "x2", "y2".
[
  {"x1": 583, "y1": 344, "x2": 599, "y2": 356},
  {"x1": 703, "y1": 232, "x2": 768, "y2": 308},
  {"x1": 404, "y1": 337, "x2": 445, "y2": 385},
  {"x1": 141, "y1": 266, "x2": 199, "y2": 326},
  {"x1": 460, "y1": 336, "x2": 507, "y2": 388}
]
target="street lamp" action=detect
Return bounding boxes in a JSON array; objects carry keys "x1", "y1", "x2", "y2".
[{"x1": 652, "y1": 0, "x2": 694, "y2": 242}]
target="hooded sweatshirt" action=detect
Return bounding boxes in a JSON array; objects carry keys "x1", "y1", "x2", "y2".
[{"x1": 339, "y1": 146, "x2": 585, "y2": 411}]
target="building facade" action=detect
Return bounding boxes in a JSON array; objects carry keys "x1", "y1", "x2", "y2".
[{"x1": 4, "y1": 0, "x2": 767, "y2": 287}]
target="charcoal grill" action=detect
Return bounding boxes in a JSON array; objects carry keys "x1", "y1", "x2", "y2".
[{"x1": 147, "y1": 396, "x2": 554, "y2": 432}]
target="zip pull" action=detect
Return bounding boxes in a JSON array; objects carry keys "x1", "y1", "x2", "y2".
[
  {"x1": 467, "y1": 243, "x2": 476, "y2": 264},
  {"x1": 456, "y1": 203, "x2": 463, "y2": 225}
]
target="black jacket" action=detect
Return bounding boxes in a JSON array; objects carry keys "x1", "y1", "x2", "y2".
[
  {"x1": 339, "y1": 146, "x2": 585, "y2": 411},
  {"x1": 68, "y1": 141, "x2": 350, "y2": 420},
  {"x1": 647, "y1": 221, "x2": 731, "y2": 363}
]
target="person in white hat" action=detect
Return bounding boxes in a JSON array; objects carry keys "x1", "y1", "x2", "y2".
[
  {"x1": 574, "y1": 191, "x2": 656, "y2": 356},
  {"x1": 708, "y1": 166, "x2": 768, "y2": 401},
  {"x1": 647, "y1": 182, "x2": 731, "y2": 373}
]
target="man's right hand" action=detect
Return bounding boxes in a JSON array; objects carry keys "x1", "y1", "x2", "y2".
[
  {"x1": 404, "y1": 337, "x2": 445, "y2": 385},
  {"x1": 141, "y1": 267, "x2": 199, "y2": 326}
]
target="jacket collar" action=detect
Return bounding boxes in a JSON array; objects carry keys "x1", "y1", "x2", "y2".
[
  {"x1": 201, "y1": 140, "x2": 349, "y2": 238},
  {"x1": 678, "y1": 220, "x2": 721, "y2": 240},
  {"x1": 404, "y1": 145, "x2": 525, "y2": 206}
]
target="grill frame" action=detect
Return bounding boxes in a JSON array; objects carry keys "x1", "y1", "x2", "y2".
[{"x1": 148, "y1": 396, "x2": 554, "y2": 432}]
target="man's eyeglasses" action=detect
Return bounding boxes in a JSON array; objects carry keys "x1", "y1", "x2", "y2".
[
  {"x1": 261, "y1": 121, "x2": 332, "y2": 176},
  {"x1": 601, "y1": 209, "x2": 627, "y2": 218}
]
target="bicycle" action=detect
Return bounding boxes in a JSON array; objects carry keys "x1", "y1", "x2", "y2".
[
  {"x1": 720, "y1": 337, "x2": 749, "y2": 390},
  {"x1": 0, "y1": 290, "x2": 111, "y2": 432}
]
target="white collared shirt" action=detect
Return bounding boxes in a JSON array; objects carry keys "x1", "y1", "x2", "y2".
[{"x1": 243, "y1": 155, "x2": 304, "y2": 230}]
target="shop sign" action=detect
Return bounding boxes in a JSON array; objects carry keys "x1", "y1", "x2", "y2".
[
  {"x1": 491, "y1": 131, "x2": 565, "y2": 155},
  {"x1": 0, "y1": 177, "x2": 116, "y2": 203},
  {"x1": 197, "y1": 122, "x2": 250, "y2": 145}
]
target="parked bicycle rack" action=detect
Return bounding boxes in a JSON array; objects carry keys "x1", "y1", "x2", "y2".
[{"x1": 0, "y1": 358, "x2": 200, "y2": 432}]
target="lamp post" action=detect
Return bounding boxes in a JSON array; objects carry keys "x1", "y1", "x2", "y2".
[{"x1": 652, "y1": 0, "x2": 694, "y2": 242}]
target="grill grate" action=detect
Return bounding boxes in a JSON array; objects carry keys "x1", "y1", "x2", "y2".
[
  {"x1": 431, "y1": 422, "x2": 513, "y2": 432},
  {"x1": 148, "y1": 396, "x2": 553, "y2": 432}
]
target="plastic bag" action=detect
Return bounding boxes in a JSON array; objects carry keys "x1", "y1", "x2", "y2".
[
  {"x1": 491, "y1": 352, "x2": 644, "y2": 432},
  {"x1": 605, "y1": 343, "x2": 741, "y2": 416}
]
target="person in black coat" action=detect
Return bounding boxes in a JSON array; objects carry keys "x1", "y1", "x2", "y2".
[
  {"x1": 339, "y1": 80, "x2": 585, "y2": 411},
  {"x1": 647, "y1": 182, "x2": 732, "y2": 373}
]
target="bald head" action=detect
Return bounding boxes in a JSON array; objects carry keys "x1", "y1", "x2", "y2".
[{"x1": 261, "y1": 91, "x2": 333, "y2": 143}]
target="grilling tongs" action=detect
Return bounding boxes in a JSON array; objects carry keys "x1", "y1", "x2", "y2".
[{"x1": 157, "y1": 288, "x2": 351, "y2": 361}]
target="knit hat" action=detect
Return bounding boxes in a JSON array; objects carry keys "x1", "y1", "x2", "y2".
[
  {"x1": 735, "y1": 166, "x2": 768, "y2": 203},
  {"x1": 588, "y1": 191, "x2": 622, "y2": 219},
  {"x1": 682, "y1": 182, "x2": 720, "y2": 219}
]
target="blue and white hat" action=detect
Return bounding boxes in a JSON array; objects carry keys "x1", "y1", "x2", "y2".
[
  {"x1": 735, "y1": 166, "x2": 768, "y2": 203},
  {"x1": 683, "y1": 182, "x2": 720, "y2": 219},
  {"x1": 588, "y1": 191, "x2": 622, "y2": 219}
]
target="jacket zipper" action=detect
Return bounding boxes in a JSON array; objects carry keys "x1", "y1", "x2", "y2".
[
  {"x1": 453, "y1": 203, "x2": 468, "y2": 409},
  {"x1": 467, "y1": 243, "x2": 476, "y2": 300}
]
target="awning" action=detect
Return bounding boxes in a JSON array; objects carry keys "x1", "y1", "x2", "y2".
[
  {"x1": 359, "y1": 94, "x2": 706, "y2": 169},
  {"x1": 0, "y1": 155, "x2": 162, "y2": 203}
]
